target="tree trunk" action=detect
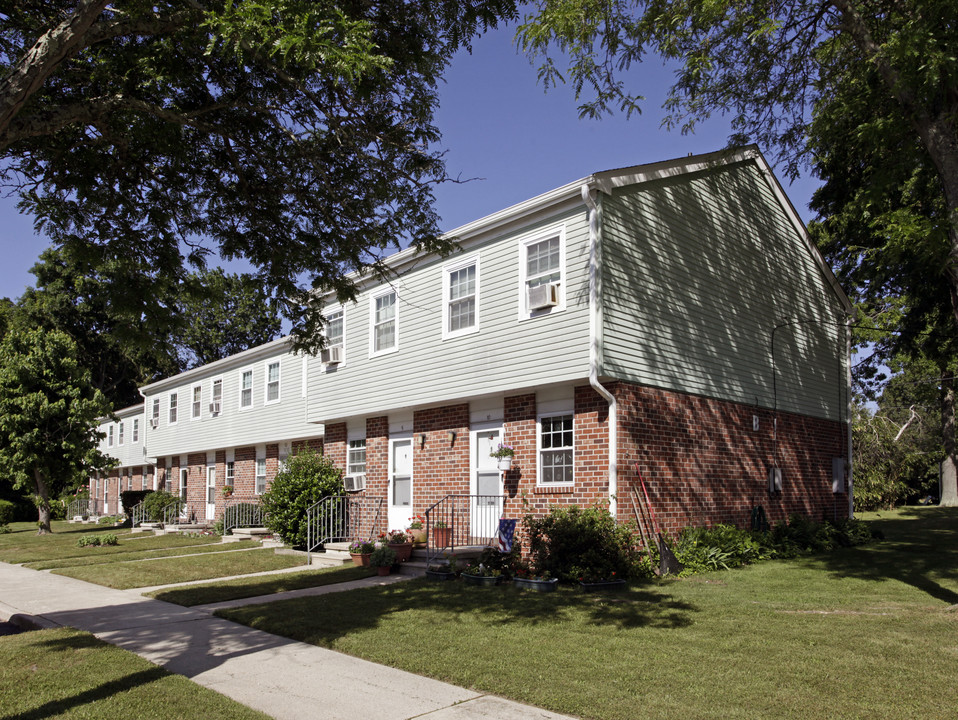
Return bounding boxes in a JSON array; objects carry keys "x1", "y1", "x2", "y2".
[
  {"x1": 33, "y1": 467, "x2": 53, "y2": 534},
  {"x1": 940, "y1": 371, "x2": 958, "y2": 506}
]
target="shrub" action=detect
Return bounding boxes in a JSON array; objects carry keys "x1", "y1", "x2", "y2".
[
  {"x1": 369, "y1": 544, "x2": 397, "y2": 567},
  {"x1": 143, "y1": 490, "x2": 180, "y2": 521},
  {"x1": 120, "y1": 490, "x2": 153, "y2": 524},
  {"x1": 524, "y1": 504, "x2": 641, "y2": 582},
  {"x1": 674, "y1": 524, "x2": 773, "y2": 574},
  {"x1": 260, "y1": 445, "x2": 345, "y2": 548},
  {"x1": 77, "y1": 533, "x2": 119, "y2": 547},
  {"x1": 0, "y1": 499, "x2": 14, "y2": 527}
]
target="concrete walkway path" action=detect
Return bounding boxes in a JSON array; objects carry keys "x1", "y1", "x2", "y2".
[{"x1": 0, "y1": 562, "x2": 574, "y2": 720}]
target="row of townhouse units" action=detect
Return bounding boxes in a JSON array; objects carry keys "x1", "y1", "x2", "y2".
[{"x1": 94, "y1": 147, "x2": 855, "y2": 536}]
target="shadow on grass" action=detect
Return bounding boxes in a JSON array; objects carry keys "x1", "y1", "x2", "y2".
[
  {"x1": 812, "y1": 507, "x2": 958, "y2": 606},
  {"x1": 217, "y1": 578, "x2": 696, "y2": 647}
]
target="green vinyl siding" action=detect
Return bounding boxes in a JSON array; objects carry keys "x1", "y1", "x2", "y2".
[{"x1": 601, "y1": 159, "x2": 847, "y2": 421}]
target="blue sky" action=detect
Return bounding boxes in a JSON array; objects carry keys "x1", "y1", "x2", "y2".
[{"x1": 0, "y1": 23, "x2": 822, "y2": 303}]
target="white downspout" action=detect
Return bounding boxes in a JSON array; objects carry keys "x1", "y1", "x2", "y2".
[
  {"x1": 846, "y1": 316, "x2": 854, "y2": 518},
  {"x1": 582, "y1": 184, "x2": 618, "y2": 519}
]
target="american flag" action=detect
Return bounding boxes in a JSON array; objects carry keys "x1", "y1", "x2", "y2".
[{"x1": 497, "y1": 519, "x2": 517, "y2": 553}]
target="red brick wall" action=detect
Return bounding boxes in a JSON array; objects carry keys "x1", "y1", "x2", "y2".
[
  {"x1": 324, "y1": 423, "x2": 347, "y2": 470},
  {"x1": 502, "y1": 393, "x2": 536, "y2": 519},
  {"x1": 233, "y1": 446, "x2": 256, "y2": 501},
  {"x1": 365, "y1": 416, "x2": 389, "y2": 503},
  {"x1": 615, "y1": 382, "x2": 848, "y2": 534},
  {"x1": 413, "y1": 404, "x2": 470, "y2": 514}
]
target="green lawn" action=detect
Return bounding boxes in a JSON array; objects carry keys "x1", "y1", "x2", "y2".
[
  {"x1": 217, "y1": 507, "x2": 958, "y2": 720},
  {"x1": 0, "y1": 627, "x2": 271, "y2": 719},
  {"x1": 0, "y1": 521, "x2": 220, "y2": 564},
  {"x1": 148, "y1": 564, "x2": 377, "y2": 606},
  {"x1": 24, "y1": 540, "x2": 256, "y2": 570},
  {"x1": 53, "y1": 547, "x2": 305, "y2": 589}
]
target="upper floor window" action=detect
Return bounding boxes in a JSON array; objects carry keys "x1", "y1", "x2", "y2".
[
  {"x1": 443, "y1": 257, "x2": 478, "y2": 339},
  {"x1": 168, "y1": 393, "x2": 178, "y2": 424},
  {"x1": 132, "y1": 418, "x2": 139, "y2": 443},
  {"x1": 191, "y1": 384, "x2": 202, "y2": 419},
  {"x1": 107, "y1": 426, "x2": 114, "y2": 447},
  {"x1": 265, "y1": 361, "x2": 280, "y2": 403},
  {"x1": 539, "y1": 414, "x2": 574, "y2": 485},
  {"x1": 240, "y1": 368, "x2": 253, "y2": 409},
  {"x1": 118, "y1": 422, "x2": 124, "y2": 446},
  {"x1": 371, "y1": 289, "x2": 398, "y2": 355},
  {"x1": 151, "y1": 398, "x2": 160, "y2": 428},
  {"x1": 210, "y1": 378, "x2": 223, "y2": 415},
  {"x1": 520, "y1": 227, "x2": 566, "y2": 318},
  {"x1": 347, "y1": 439, "x2": 367, "y2": 477},
  {"x1": 326, "y1": 309, "x2": 344, "y2": 348}
]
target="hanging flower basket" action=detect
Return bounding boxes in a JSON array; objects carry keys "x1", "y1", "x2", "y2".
[{"x1": 497, "y1": 457, "x2": 513, "y2": 471}]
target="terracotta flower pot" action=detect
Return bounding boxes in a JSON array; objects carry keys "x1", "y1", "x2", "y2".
[
  {"x1": 388, "y1": 542, "x2": 413, "y2": 562},
  {"x1": 376, "y1": 565, "x2": 391, "y2": 576},
  {"x1": 350, "y1": 552, "x2": 371, "y2": 567},
  {"x1": 432, "y1": 527, "x2": 452, "y2": 547}
]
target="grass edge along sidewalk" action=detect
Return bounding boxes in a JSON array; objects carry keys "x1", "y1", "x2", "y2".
[
  {"x1": 0, "y1": 626, "x2": 272, "y2": 720},
  {"x1": 217, "y1": 507, "x2": 958, "y2": 720}
]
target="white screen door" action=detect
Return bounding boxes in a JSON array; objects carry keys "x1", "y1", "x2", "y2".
[
  {"x1": 206, "y1": 466, "x2": 216, "y2": 520},
  {"x1": 389, "y1": 438, "x2": 413, "y2": 529},
  {"x1": 472, "y1": 429, "x2": 503, "y2": 539}
]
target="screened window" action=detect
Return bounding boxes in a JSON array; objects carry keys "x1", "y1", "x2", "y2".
[
  {"x1": 132, "y1": 419, "x2": 139, "y2": 443},
  {"x1": 192, "y1": 385, "x2": 202, "y2": 419},
  {"x1": 347, "y1": 439, "x2": 367, "y2": 476},
  {"x1": 151, "y1": 398, "x2": 160, "y2": 425},
  {"x1": 240, "y1": 369, "x2": 253, "y2": 408},
  {"x1": 539, "y1": 414, "x2": 574, "y2": 485},
  {"x1": 211, "y1": 378, "x2": 222, "y2": 413},
  {"x1": 372, "y1": 291, "x2": 397, "y2": 354},
  {"x1": 326, "y1": 309, "x2": 343, "y2": 347},
  {"x1": 266, "y1": 362, "x2": 280, "y2": 403},
  {"x1": 107, "y1": 426, "x2": 114, "y2": 447},
  {"x1": 118, "y1": 422, "x2": 124, "y2": 446},
  {"x1": 446, "y1": 262, "x2": 477, "y2": 335},
  {"x1": 255, "y1": 458, "x2": 267, "y2": 494},
  {"x1": 169, "y1": 393, "x2": 178, "y2": 424}
]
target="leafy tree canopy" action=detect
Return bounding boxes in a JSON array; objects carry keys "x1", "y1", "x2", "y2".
[
  {"x1": 0, "y1": 327, "x2": 114, "y2": 533},
  {"x1": 0, "y1": 0, "x2": 518, "y2": 349}
]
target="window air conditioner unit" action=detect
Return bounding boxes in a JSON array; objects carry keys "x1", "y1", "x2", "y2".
[
  {"x1": 528, "y1": 283, "x2": 559, "y2": 310},
  {"x1": 149, "y1": 418, "x2": 159, "y2": 429},
  {"x1": 343, "y1": 474, "x2": 366, "y2": 492},
  {"x1": 321, "y1": 346, "x2": 344, "y2": 364},
  {"x1": 209, "y1": 401, "x2": 221, "y2": 414}
]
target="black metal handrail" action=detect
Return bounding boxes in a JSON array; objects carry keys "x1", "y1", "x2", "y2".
[{"x1": 424, "y1": 494, "x2": 505, "y2": 567}]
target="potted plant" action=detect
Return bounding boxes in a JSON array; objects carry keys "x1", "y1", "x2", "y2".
[
  {"x1": 512, "y1": 565, "x2": 558, "y2": 592},
  {"x1": 370, "y1": 544, "x2": 397, "y2": 576},
  {"x1": 222, "y1": 485, "x2": 234, "y2": 497},
  {"x1": 461, "y1": 561, "x2": 503, "y2": 587},
  {"x1": 490, "y1": 442, "x2": 515, "y2": 471},
  {"x1": 431, "y1": 520, "x2": 452, "y2": 547},
  {"x1": 408, "y1": 515, "x2": 427, "y2": 546},
  {"x1": 384, "y1": 529, "x2": 413, "y2": 562},
  {"x1": 348, "y1": 539, "x2": 375, "y2": 567},
  {"x1": 425, "y1": 558, "x2": 457, "y2": 581},
  {"x1": 575, "y1": 565, "x2": 627, "y2": 592}
]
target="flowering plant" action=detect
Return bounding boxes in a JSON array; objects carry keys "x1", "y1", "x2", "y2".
[
  {"x1": 461, "y1": 561, "x2": 501, "y2": 578},
  {"x1": 384, "y1": 529, "x2": 409, "y2": 543},
  {"x1": 408, "y1": 515, "x2": 425, "y2": 530},
  {"x1": 369, "y1": 544, "x2": 397, "y2": 567},
  {"x1": 349, "y1": 540, "x2": 375, "y2": 555},
  {"x1": 490, "y1": 443, "x2": 515, "y2": 460}
]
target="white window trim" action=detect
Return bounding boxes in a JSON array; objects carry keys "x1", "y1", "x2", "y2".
[
  {"x1": 132, "y1": 418, "x2": 139, "y2": 444},
  {"x1": 517, "y1": 224, "x2": 567, "y2": 321},
  {"x1": 442, "y1": 254, "x2": 480, "y2": 340},
  {"x1": 210, "y1": 376, "x2": 223, "y2": 416},
  {"x1": 118, "y1": 422, "x2": 124, "y2": 446},
  {"x1": 536, "y1": 411, "x2": 575, "y2": 487},
  {"x1": 191, "y1": 383, "x2": 203, "y2": 420},
  {"x1": 168, "y1": 392, "x2": 179, "y2": 425},
  {"x1": 264, "y1": 359, "x2": 281, "y2": 405},
  {"x1": 369, "y1": 287, "x2": 400, "y2": 358},
  {"x1": 239, "y1": 366, "x2": 254, "y2": 411},
  {"x1": 151, "y1": 398, "x2": 160, "y2": 425},
  {"x1": 107, "y1": 425, "x2": 114, "y2": 447},
  {"x1": 255, "y1": 455, "x2": 267, "y2": 495},
  {"x1": 179, "y1": 467, "x2": 188, "y2": 500},
  {"x1": 347, "y1": 438, "x2": 367, "y2": 477}
]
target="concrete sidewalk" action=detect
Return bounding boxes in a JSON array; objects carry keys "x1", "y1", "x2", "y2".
[{"x1": 0, "y1": 562, "x2": 574, "y2": 720}]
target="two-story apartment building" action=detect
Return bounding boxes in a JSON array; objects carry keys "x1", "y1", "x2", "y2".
[
  {"x1": 93, "y1": 403, "x2": 150, "y2": 516},
  {"x1": 96, "y1": 146, "x2": 853, "y2": 534}
]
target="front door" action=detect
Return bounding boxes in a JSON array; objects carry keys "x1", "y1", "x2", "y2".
[
  {"x1": 472, "y1": 428, "x2": 503, "y2": 540},
  {"x1": 206, "y1": 466, "x2": 216, "y2": 520},
  {"x1": 388, "y1": 438, "x2": 412, "y2": 530}
]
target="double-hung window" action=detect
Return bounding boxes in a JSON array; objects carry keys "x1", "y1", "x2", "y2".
[
  {"x1": 255, "y1": 458, "x2": 267, "y2": 495},
  {"x1": 132, "y1": 419, "x2": 139, "y2": 443},
  {"x1": 191, "y1": 385, "x2": 202, "y2": 419},
  {"x1": 179, "y1": 468, "x2": 188, "y2": 500},
  {"x1": 539, "y1": 414, "x2": 574, "y2": 485},
  {"x1": 107, "y1": 426, "x2": 114, "y2": 447},
  {"x1": 265, "y1": 361, "x2": 280, "y2": 404},
  {"x1": 443, "y1": 257, "x2": 478, "y2": 338},
  {"x1": 347, "y1": 439, "x2": 367, "y2": 477},
  {"x1": 169, "y1": 393, "x2": 178, "y2": 424},
  {"x1": 520, "y1": 227, "x2": 565, "y2": 318},
  {"x1": 226, "y1": 461, "x2": 235, "y2": 485},
  {"x1": 240, "y1": 368, "x2": 253, "y2": 409},
  {"x1": 370, "y1": 289, "x2": 398, "y2": 355},
  {"x1": 326, "y1": 309, "x2": 343, "y2": 348},
  {"x1": 118, "y1": 422, "x2": 124, "y2": 446},
  {"x1": 151, "y1": 399, "x2": 160, "y2": 428},
  {"x1": 210, "y1": 378, "x2": 223, "y2": 415}
]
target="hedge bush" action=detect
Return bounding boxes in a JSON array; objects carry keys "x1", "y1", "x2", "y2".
[
  {"x1": 0, "y1": 498, "x2": 14, "y2": 527},
  {"x1": 143, "y1": 490, "x2": 180, "y2": 521},
  {"x1": 77, "y1": 533, "x2": 119, "y2": 547}
]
